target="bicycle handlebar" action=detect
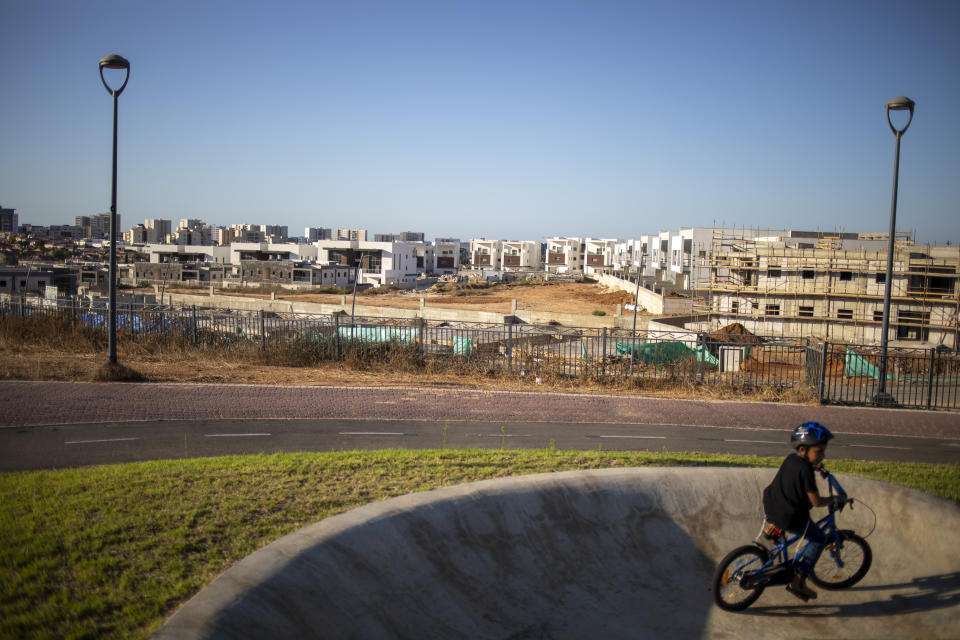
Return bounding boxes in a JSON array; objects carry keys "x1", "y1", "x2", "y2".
[{"x1": 818, "y1": 467, "x2": 853, "y2": 512}]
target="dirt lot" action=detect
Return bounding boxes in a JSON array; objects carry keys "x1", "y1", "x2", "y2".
[{"x1": 166, "y1": 281, "x2": 644, "y2": 316}]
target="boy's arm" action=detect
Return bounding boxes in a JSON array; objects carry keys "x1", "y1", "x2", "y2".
[
  {"x1": 808, "y1": 491, "x2": 846, "y2": 508},
  {"x1": 807, "y1": 490, "x2": 831, "y2": 508}
]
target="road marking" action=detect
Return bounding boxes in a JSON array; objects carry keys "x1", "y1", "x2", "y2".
[
  {"x1": 65, "y1": 437, "x2": 139, "y2": 445},
  {"x1": 204, "y1": 433, "x2": 272, "y2": 438},
  {"x1": 598, "y1": 435, "x2": 667, "y2": 440},
  {"x1": 847, "y1": 444, "x2": 911, "y2": 451},
  {"x1": 339, "y1": 432, "x2": 407, "y2": 436},
  {"x1": 725, "y1": 439, "x2": 782, "y2": 445},
  {"x1": 469, "y1": 434, "x2": 531, "y2": 438}
]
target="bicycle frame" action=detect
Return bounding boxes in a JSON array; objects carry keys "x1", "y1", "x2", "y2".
[{"x1": 741, "y1": 469, "x2": 849, "y2": 588}]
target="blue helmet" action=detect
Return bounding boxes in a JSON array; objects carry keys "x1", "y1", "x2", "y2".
[{"x1": 790, "y1": 422, "x2": 834, "y2": 448}]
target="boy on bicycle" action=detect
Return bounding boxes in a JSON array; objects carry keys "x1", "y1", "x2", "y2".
[{"x1": 762, "y1": 422, "x2": 845, "y2": 601}]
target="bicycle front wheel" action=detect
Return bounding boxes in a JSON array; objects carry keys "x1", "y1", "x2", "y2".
[
  {"x1": 713, "y1": 545, "x2": 769, "y2": 611},
  {"x1": 810, "y1": 531, "x2": 872, "y2": 589}
]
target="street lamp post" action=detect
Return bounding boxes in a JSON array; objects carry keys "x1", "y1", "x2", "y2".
[
  {"x1": 350, "y1": 255, "x2": 363, "y2": 321},
  {"x1": 875, "y1": 96, "x2": 915, "y2": 406},
  {"x1": 99, "y1": 54, "x2": 130, "y2": 365},
  {"x1": 629, "y1": 254, "x2": 645, "y2": 377}
]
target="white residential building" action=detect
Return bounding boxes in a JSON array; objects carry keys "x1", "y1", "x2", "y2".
[
  {"x1": 545, "y1": 237, "x2": 584, "y2": 274},
  {"x1": 582, "y1": 238, "x2": 619, "y2": 276},
  {"x1": 501, "y1": 240, "x2": 542, "y2": 271},
  {"x1": 314, "y1": 240, "x2": 423, "y2": 287},
  {"x1": 470, "y1": 239, "x2": 503, "y2": 270},
  {"x1": 432, "y1": 239, "x2": 460, "y2": 274},
  {"x1": 147, "y1": 243, "x2": 232, "y2": 264}
]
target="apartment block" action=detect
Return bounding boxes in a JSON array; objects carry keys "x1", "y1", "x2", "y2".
[
  {"x1": 76, "y1": 213, "x2": 119, "y2": 240},
  {"x1": 336, "y1": 228, "x2": 368, "y2": 241},
  {"x1": 374, "y1": 231, "x2": 425, "y2": 242},
  {"x1": 145, "y1": 219, "x2": 172, "y2": 243},
  {"x1": 306, "y1": 227, "x2": 332, "y2": 241},
  {"x1": 707, "y1": 238, "x2": 959, "y2": 347},
  {"x1": 0, "y1": 207, "x2": 18, "y2": 234}
]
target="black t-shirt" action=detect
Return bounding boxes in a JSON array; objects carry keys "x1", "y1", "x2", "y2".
[{"x1": 762, "y1": 453, "x2": 818, "y2": 531}]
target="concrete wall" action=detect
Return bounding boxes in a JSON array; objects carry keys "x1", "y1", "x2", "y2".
[{"x1": 595, "y1": 273, "x2": 694, "y2": 315}]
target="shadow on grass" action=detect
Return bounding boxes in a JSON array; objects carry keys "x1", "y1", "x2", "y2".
[{"x1": 94, "y1": 361, "x2": 146, "y2": 382}]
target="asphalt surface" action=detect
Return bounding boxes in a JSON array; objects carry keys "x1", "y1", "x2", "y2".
[
  {"x1": 2, "y1": 381, "x2": 959, "y2": 471},
  {"x1": 2, "y1": 418, "x2": 958, "y2": 471}
]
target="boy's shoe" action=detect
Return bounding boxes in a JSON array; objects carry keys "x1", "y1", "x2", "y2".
[{"x1": 786, "y1": 573, "x2": 817, "y2": 601}]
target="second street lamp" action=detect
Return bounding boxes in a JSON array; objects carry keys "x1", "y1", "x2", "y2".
[
  {"x1": 875, "y1": 96, "x2": 915, "y2": 406},
  {"x1": 99, "y1": 54, "x2": 130, "y2": 365}
]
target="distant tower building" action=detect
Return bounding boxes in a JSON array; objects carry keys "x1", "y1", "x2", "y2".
[
  {"x1": 76, "y1": 213, "x2": 117, "y2": 240},
  {"x1": 144, "y1": 219, "x2": 172, "y2": 243},
  {"x1": 336, "y1": 228, "x2": 367, "y2": 241},
  {"x1": 0, "y1": 207, "x2": 17, "y2": 233},
  {"x1": 260, "y1": 225, "x2": 289, "y2": 241},
  {"x1": 306, "y1": 227, "x2": 332, "y2": 241}
]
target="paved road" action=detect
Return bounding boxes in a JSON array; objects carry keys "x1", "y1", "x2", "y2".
[
  {"x1": 2, "y1": 418, "x2": 958, "y2": 471},
  {"x1": 1, "y1": 380, "x2": 958, "y2": 471}
]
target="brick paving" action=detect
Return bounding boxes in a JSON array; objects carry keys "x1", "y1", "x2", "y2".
[{"x1": 2, "y1": 380, "x2": 958, "y2": 439}]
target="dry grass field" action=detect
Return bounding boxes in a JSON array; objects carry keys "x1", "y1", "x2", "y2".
[{"x1": 173, "y1": 280, "x2": 641, "y2": 316}]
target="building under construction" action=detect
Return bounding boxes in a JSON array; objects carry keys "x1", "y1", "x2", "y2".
[{"x1": 702, "y1": 230, "x2": 959, "y2": 349}]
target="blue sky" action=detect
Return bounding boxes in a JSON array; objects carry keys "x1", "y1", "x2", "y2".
[{"x1": 1, "y1": 0, "x2": 958, "y2": 244}]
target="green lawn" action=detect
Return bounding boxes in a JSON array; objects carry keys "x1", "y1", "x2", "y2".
[{"x1": 1, "y1": 449, "x2": 957, "y2": 639}]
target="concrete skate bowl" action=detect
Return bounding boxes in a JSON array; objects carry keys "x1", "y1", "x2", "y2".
[{"x1": 155, "y1": 467, "x2": 960, "y2": 639}]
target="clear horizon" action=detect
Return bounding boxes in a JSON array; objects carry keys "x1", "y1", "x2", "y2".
[{"x1": 2, "y1": 0, "x2": 958, "y2": 245}]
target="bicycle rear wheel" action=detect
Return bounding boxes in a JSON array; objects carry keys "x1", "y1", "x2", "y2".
[
  {"x1": 713, "y1": 545, "x2": 769, "y2": 611},
  {"x1": 810, "y1": 531, "x2": 871, "y2": 589}
]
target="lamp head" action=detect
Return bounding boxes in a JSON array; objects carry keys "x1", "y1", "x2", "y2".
[
  {"x1": 99, "y1": 54, "x2": 130, "y2": 70},
  {"x1": 886, "y1": 96, "x2": 915, "y2": 135},
  {"x1": 99, "y1": 54, "x2": 130, "y2": 96}
]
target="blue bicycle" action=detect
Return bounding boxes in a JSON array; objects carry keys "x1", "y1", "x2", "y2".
[{"x1": 713, "y1": 468, "x2": 873, "y2": 611}]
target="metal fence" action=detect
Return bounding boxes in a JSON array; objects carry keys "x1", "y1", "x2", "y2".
[{"x1": 2, "y1": 296, "x2": 958, "y2": 411}]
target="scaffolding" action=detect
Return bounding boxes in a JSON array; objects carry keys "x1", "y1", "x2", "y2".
[{"x1": 701, "y1": 226, "x2": 959, "y2": 347}]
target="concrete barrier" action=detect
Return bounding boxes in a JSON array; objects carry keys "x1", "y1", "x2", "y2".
[{"x1": 154, "y1": 468, "x2": 960, "y2": 639}]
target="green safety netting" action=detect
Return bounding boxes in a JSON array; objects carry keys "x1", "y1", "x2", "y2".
[
  {"x1": 844, "y1": 349, "x2": 884, "y2": 379},
  {"x1": 844, "y1": 348, "x2": 960, "y2": 382},
  {"x1": 616, "y1": 341, "x2": 719, "y2": 366},
  {"x1": 337, "y1": 327, "x2": 420, "y2": 343},
  {"x1": 453, "y1": 336, "x2": 474, "y2": 356}
]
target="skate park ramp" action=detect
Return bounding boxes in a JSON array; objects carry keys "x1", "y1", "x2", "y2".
[{"x1": 155, "y1": 468, "x2": 960, "y2": 639}]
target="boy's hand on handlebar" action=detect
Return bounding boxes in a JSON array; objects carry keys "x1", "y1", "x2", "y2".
[{"x1": 829, "y1": 495, "x2": 849, "y2": 509}]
